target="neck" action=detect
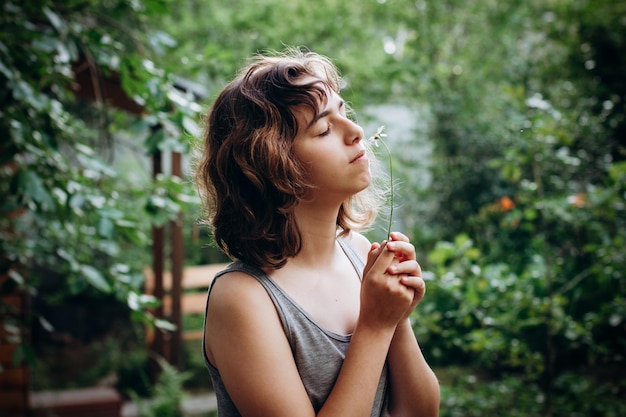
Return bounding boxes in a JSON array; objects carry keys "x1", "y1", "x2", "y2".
[{"x1": 289, "y1": 201, "x2": 342, "y2": 267}]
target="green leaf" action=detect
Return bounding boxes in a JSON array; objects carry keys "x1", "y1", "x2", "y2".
[
  {"x1": 38, "y1": 316, "x2": 55, "y2": 332},
  {"x1": 12, "y1": 343, "x2": 37, "y2": 367},
  {"x1": 608, "y1": 161, "x2": 626, "y2": 183},
  {"x1": 7, "y1": 269, "x2": 24, "y2": 286},
  {"x1": 19, "y1": 170, "x2": 54, "y2": 209},
  {"x1": 182, "y1": 115, "x2": 201, "y2": 137},
  {"x1": 128, "y1": 292, "x2": 160, "y2": 311},
  {"x1": 144, "y1": 127, "x2": 166, "y2": 153},
  {"x1": 98, "y1": 216, "x2": 115, "y2": 238},
  {"x1": 155, "y1": 319, "x2": 177, "y2": 331},
  {"x1": 43, "y1": 7, "x2": 66, "y2": 33},
  {"x1": 32, "y1": 36, "x2": 58, "y2": 53},
  {"x1": 0, "y1": 57, "x2": 14, "y2": 80},
  {"x1": 79, "y1": 264, "x2": 111, "y2": 293}
]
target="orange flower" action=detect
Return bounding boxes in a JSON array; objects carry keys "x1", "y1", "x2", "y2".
[
  {"x1": 568, "y1": 192, "x2": 587, "y2": 207},
  {"x1": 499, "y1": 196, "x2": 515, "y2": 212}
]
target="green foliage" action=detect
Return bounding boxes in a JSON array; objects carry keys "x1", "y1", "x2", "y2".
[
  {"x1": 439, "y1": 370, "x2": 626, "y2": 417},
  {"x1": 2, "y1": 0, "x2": 624, "y2": 415},
  {"x1": 0, "y1": 0, "x2": 201, "y2": 344},
  {"x1": 130, "y1": 356, "x2": 191, "y2": 417},
  {"x1": 400, "y1": 0, "x2": 626, "y2": 413}
]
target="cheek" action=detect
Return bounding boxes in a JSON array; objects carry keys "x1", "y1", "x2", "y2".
[
  {"x1": 292, "y1": 154, "x2": 325, "y2": 186},
  {"x1": 291, "y1": 147, "x2": 312, "y2": 173},
  {"x1": 289, "y1": 147, "x2": 318, "y2": 184},
  {"x1": 291, "y1": 141, "x2": 343, "y2": 185},
  {"x1": 291, "y1": 143, "x2": 321, "y2": 169}
]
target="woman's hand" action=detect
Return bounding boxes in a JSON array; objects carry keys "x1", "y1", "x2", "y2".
[
  {"x1": 384, "y1": 231, "x2": 426, "y2": 320},
  {"x1": 382, "y1": 235, "x2": 440, "y2": 417},
  {"x1": 359, "y1": 236, "x2": 417, "y2": 331}
]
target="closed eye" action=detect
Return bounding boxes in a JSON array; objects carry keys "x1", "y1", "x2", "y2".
[
  {"x1": 318, "y1": 125, "x2": 331, "y2": 137},
  {"x1": 311, "y1": 97, "x2": 345, "y2": 137}
]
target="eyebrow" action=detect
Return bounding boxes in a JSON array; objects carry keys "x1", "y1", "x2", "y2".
[{"x1": 308, "y1": 99, "x2": 344, "y2": 130}]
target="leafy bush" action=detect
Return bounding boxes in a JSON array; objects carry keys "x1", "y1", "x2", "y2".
[
  {"x1": 2, "y1": 2, "x2": 624, "y2": 417},
  {"x1": 130, "y1": 356, "x2": 191, "y2": 417},
  {"x1": 0, "y1": 0, "x2": 201, "y2": 366},
  {"x1": 439, "y1": 371, "x2": 626, "y2": 417}
]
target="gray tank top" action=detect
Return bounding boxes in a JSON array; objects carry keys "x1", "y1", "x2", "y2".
[{"x1": 202, "y1": 238, "x2": 389, "y2": 417}]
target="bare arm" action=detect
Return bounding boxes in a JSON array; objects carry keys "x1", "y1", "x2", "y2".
[
  {"x1": 205, "y1": 240, "x2": 415, "y2": 417},
  {"x1": 377, "y1": 232, "x2": 440, "y2": 417},
  {"x1": 387, "y1": 320, "x2": 440, "y2": 417}
]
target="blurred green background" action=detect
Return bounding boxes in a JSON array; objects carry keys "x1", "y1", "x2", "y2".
[{"x1": 1, "y1": 0, "x2": 624, "y2": 416}]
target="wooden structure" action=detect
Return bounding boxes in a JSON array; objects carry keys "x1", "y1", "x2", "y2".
[
  {"x1": 144, "y1": 263, "x2": 228, "y2": 347},
  {"x1": 30, "y1": 387, "x2": 122, "y2": 417},
  {"x1": 0, "y1": 265, "x2": 30, "y2": 417},
  {"x1": 0, "y1": 171, "x2": 32, "y2": 415},
  {"x1": 72, "y1": 57, "x2": 209, "y2": 368},
  {"x1": 0, "y1": 56, "x2": 208, "y2": 417},
  {"x1": 149, "y1": 149, "x2": 186, "y2": 368}
]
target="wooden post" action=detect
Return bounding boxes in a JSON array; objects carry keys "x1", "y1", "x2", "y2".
[
  {"x1": 170, "y1": 151, "x2": 184, "y2": 368},
  {"x1": 0, "y1": 195, "x2": 30, "y2": 416},
  {"x1": 151, "y1": 147, "x2": 168, "y2": 371},
  {"x1": 0, "y1": 266, "x2": 30, "y2": 417}
]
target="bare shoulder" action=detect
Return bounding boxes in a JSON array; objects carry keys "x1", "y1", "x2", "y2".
[
  {"x1": 208, "y1": 269, "x2": 271, "y2": 310},
  {"x1": 204, "y1": 269, "x2": 315, "y2": 415},
  {"x1": 205, "y1": 269, "x2": 279, "y2": 327},
  {"x1": 204, "y1": 270, "x2": 280, "y2": 362}
]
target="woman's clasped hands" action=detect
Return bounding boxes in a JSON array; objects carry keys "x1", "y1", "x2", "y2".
[{"x1": 360, "y1": 231, "x2": 425, "y2": 331}]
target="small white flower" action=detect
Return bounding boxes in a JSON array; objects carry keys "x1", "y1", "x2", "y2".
[{"x1": 369, "y1": 125, "x2": 387, "y2": 147}]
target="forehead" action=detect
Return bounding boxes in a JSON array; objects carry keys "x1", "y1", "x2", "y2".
[{"x1": 295, "y1": 76, "x2": 337, "y2": 111}]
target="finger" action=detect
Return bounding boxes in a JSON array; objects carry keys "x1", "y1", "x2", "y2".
[
  {"x1": 387, "y1": 260, "x2": 421, "y2": 277},
  {"x1": 367, "y1": 240, "x2": 385, "y2": 261},
  {"x1": 399, "y1": 275, "x2": 426, "y2": 293},
  {"x1": 389, "y1": 231, "x2": 409, "y2": 242},
  {"x1": 397, "y1": 274, "x2": 423, "y2": 303},
  {"x1": 369, "y1": 241, "x2": 383, "y2": 255},
  {"x1": 385, "y1": 240, "x2": 416, "y2": 261},
  {"x1": 366, "y1": 241, "x2": 396, "y2": 276},
  {"x1": 400, "y1": 275, "x2": 426, "y2": 308}
]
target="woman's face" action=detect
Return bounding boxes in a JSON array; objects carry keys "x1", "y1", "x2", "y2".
[{"x1": 291, "y1": 82, "x2": 370, "y2": 204}]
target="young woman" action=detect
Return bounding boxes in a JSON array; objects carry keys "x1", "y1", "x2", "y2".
[{"x1": 195, "y1": 48, "x2": 440, "y2": 417}]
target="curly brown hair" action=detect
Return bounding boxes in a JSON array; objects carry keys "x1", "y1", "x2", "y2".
[{"x1": 195, "y1": 48, "x2": 383, "y2": 268}]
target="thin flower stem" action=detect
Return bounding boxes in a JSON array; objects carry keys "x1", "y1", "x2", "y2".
[
  {"x1": 370, "y1": 126, "x2": 394, "y2": 240},
  {"x1": 379, "y1": 138, "x2": 394, "y2": 239}
]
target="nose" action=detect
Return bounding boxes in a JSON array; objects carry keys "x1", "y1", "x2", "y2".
[{"x1": 344, "y1": 118, "x2": 364, "y2": 145}]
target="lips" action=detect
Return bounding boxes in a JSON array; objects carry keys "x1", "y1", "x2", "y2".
[{"x1": 351, "y1": 150, "x2": 367, "y2": 163}]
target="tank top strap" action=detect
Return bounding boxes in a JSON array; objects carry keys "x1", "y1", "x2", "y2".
[{"x1": 337, "y1": 235, "x2": 365, "y2": 280}]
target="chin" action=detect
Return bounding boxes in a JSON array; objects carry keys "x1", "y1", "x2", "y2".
[{"x1": 356, "y1": 178, "x2": 371, "y2": 193}]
